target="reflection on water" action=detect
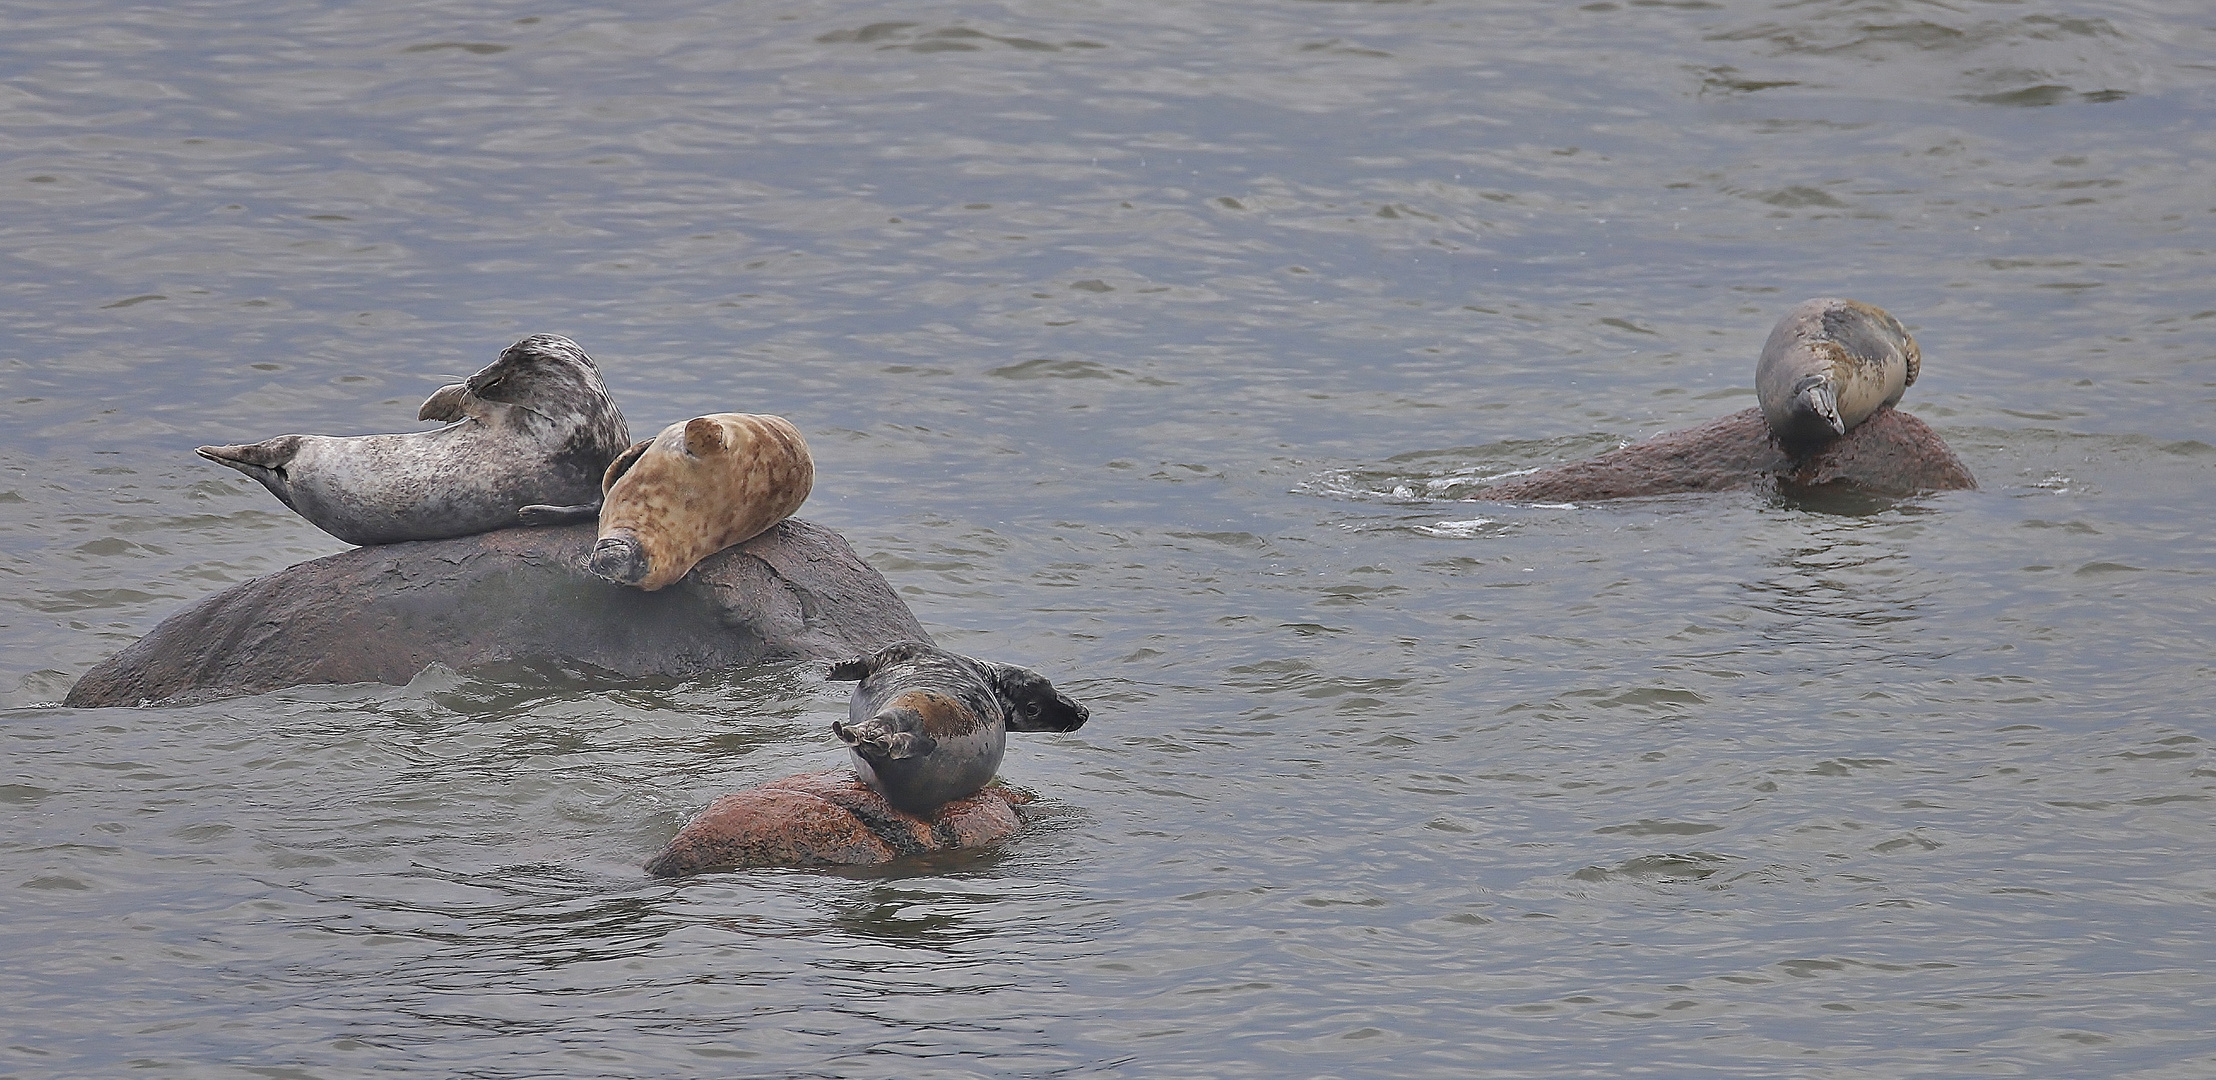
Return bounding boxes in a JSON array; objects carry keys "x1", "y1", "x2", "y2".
[{"x1": 5, "y1": 0, "x2": 2216, "y2": 1075}]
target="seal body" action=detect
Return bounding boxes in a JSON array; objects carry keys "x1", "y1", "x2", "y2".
[
  {"x1": 827, "y1": 641, "x2": 1089, "y2": 817},
  {"x1": 588, "y1": 413, "x2": 814, "y2": 591},
  {"x1": 196, "y1": 334, "x2": 629, "y2": 545},
  {"x1": 1755, "y1": 298, "x2": 1920, "y2": 455}
]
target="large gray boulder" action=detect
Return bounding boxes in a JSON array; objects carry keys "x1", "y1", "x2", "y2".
[
  {"x1": 1477, "y1": 406, "x2": 1974, "y2": 502},
  {"x1": 65, "y1": 518, "x2": 928, "y2": 707}
]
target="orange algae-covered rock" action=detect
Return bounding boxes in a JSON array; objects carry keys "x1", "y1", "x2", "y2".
[{"x1": 644, "y1": 770, "x2": 1032, "y2": 877}]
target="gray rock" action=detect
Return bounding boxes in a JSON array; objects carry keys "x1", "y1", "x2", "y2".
[
  {"x1": 65, "y1": 519, "x2": 929, "y2": 707},
  {"x1": 1477, "y1": 406, "x2": 1975, "y2": 502}
]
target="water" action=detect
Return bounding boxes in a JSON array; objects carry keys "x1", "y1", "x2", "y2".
[{"x1": 5, "y1": 0, "x2": 2214, "y2": 1075}]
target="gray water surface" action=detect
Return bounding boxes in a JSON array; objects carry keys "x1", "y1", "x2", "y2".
[{"x1": 5, "y1": 1, "x2": 2215, "y2": 1077}]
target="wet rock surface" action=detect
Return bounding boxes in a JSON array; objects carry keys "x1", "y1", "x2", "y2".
[
  {"x1": 1477, "y1": 406, "x2": 1975, "y2": 502},
  {"x1": 644, "y1": 770, "x2": 1033, "y2": 876},
  {"x1": 64, "y1": 518, "x2": 927, "y2": 707}
]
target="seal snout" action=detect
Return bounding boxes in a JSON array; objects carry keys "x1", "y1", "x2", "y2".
[{"x1": 587, "y1": 529, "x2": 652, "y2": 586}]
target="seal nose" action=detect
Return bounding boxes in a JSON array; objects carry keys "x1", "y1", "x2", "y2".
[{"x1": 587, "y1": 531, "x2": 652, "y2": 586}]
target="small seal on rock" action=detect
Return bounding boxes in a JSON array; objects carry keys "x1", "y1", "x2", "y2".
[
  {"x1": 1755, "y1": 298, "x2": 1920, "y2": 455},
  {"x1": 196, "y1": 334, "x2": 629, "y2": 545},
  {"x1": 588, "y1": 413, "x2": 814, "y2": 591},
  {"x1": 828, "y1": 641, "x2": 1089, "y2": 817}
]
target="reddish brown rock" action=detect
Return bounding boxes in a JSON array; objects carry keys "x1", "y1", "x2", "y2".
[
  {"x1": 65, "y1": 518, "x2": 928, "y2": 707},
  {"x1": 644, "y1": 770, "x2": 1033, "y2": 876},
  {"x1": 1478, "y1": 406, "x2": 1974, "y2": 502}
]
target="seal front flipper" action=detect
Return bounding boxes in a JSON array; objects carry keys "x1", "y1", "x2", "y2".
[
  {"x1": 828, "y1": 641, "x2": 940, "y2": 683},
  {"x1": 517, "y1": 501, "x2": 602, "y2": 526}
]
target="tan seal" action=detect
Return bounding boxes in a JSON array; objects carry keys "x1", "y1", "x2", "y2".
[
  {"x1": 196, "y1": 334, "x2": 629, "y2": 545},
  {"x1": 587, "y1": 412, "x2": 814, "y2": 590},
  {"x1": 1754, "y1": 298, "x2": 1920, "y2": 455}
]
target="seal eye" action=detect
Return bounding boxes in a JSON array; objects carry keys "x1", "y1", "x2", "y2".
[{"x1": 1022, "y1": 701, "x2": 1041, "y2": 718}]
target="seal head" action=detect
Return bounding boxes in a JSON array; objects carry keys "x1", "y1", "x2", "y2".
[
  {"x1": 1754, "y1": 298, "x2": 1920, "y2": 456},
  {"x1": 827, "y1": 641, "x2": 1089, "y2": 816},
  {"x1": 588, "y1": 412, "x2": 814, "y2": 591},
  {"x1": 197, "y1": 334, "x2": 629, "y2": 545}
]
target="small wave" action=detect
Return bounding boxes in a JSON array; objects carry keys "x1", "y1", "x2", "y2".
[
  {"x1": 1298, "y1": 465, "x2": 1541, "y2": 505},
  {"x1": 1411, "y1": 518, "x2": 1499, "y2": 539}
]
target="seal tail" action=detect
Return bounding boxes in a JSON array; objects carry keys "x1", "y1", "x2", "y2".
[{"x1": 833, "y1": 708, "x2": 938, "y2": 762}]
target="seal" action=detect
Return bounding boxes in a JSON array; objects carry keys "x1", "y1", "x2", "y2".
[
  {"x1": 1755, "y1": 298, "x2": 1920, "y2": 455},
  {"x1": 196, "y1": 334, "x2": 630, "y2": 545},
  {"x1": 827, "y1": 641, "x2": 1089, "y2": 817},
  {"x1": 587, "y1": 412, "x2": 814, "y2": 591}
]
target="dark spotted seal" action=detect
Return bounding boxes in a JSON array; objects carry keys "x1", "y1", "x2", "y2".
[
  {"x1": 1755, "y1": 298, "x2": 1920, "y2": 455},
  {"x1": 196, "y1": 334, "x2": 629, "y2": 545},
  {"x1": 587, "y1": 412, "x2": 814, "y2": 591},
  {"x1": 828, "y1": 641, "x2": 1090, "y2": 817}
]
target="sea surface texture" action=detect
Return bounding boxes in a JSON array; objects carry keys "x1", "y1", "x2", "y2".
[{"x1": 4, "y1": 0, "x2": 2213, "y2": 1076}]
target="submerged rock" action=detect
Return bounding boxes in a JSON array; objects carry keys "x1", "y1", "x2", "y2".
[
  {"x1": 64, "y1": 519, "x2": 928, "y2": 707},
  {"x1": 1476, "y1": 406, "x2": 1974, "y2": 502},
  {"x1": 644, "y1": 770, "x2": 1033, "y2": 876}
]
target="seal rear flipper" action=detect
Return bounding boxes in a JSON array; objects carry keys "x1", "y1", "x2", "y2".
[
  {"x1": 682, "y1": 416, "x2": 728, "y2": 458},
  {"x1": 196, "y1": 436, "x2": 302, "y2": 472},
  {"x1": 1798, "y1": 379, "x2": 1845, "y2": 437},
  {"x1": 517, "y1": 501, "x2": 601, "y2": 526},
  {"x1": 832, "y1": 715, "x2": 937, "y2": 760},
  {"x1": 417, "y1": 382, "x2": 474, "y2": 423}
]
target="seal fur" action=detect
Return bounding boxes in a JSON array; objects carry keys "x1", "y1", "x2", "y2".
[
  {"x1": 587, "y1": 412, "x2": 814, "y2": 591},
  {"x1": 196, "y1": 334, "x2": 629, "y2": 545},
  {"x1": 1755, "y1": 298, "x2": 1920, "y2": 455},
  {"x1": 827, "y1": 641, "x2": 1089, "y2": 817}
]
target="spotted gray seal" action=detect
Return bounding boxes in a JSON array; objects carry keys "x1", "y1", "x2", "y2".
[
  {"x1": 1755, "y1": 298, "x2": 1921, "y2": 455},
  {"x1": 828, "y1": 641, "x2": 1090, "y2": 817},
  {"x1": 196, "y1": 334, "x2": 629, "y2": 545},
  {"x1": 587, "y1": 412, "x2": 814, "y2": 591}
]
